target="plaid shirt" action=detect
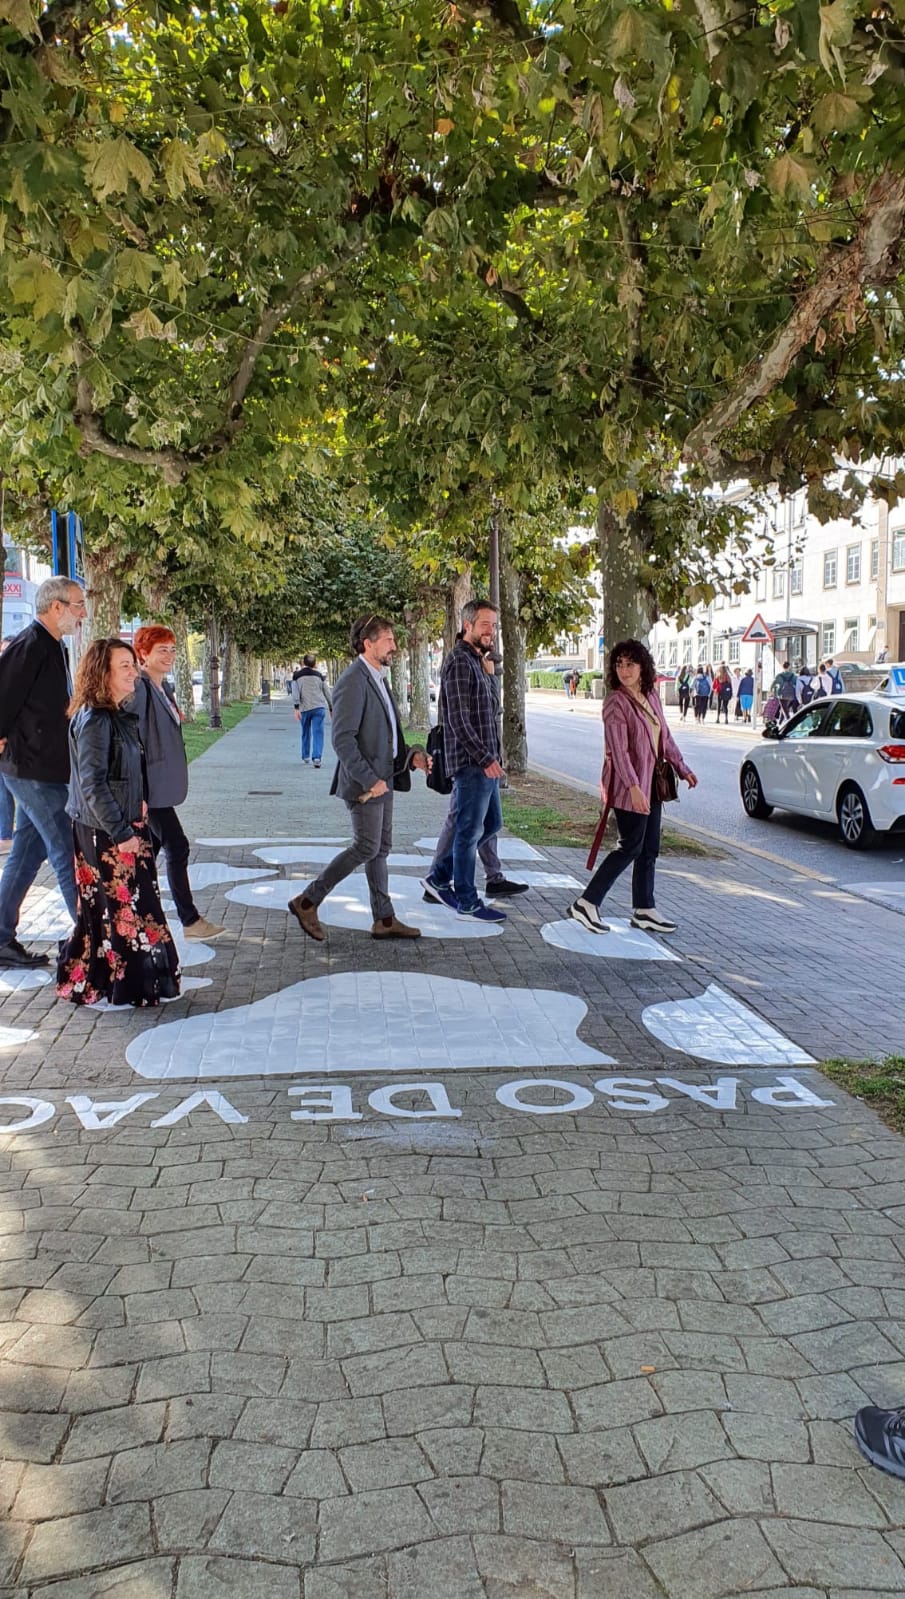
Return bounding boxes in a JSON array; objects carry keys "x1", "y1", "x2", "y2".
[{"x1": 439, "y1": 639, "x2": 500, "y2": 775}]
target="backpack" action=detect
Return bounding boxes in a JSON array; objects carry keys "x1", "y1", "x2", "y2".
[
  {"x1": 777, "y1": 670, "x2": 797, "y2": 700},
  {"x1": 830, "y1": 667, "x2": 843, "y2": 694},
  {"x1": 799, "y1": 678, "x2": 814, "y2": 704}
]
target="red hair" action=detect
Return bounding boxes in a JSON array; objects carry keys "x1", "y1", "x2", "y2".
[{"x1": 134, "y1": 625, "x2": 176, "y2": 661}]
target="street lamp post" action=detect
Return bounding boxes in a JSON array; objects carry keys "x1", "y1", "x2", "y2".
[{"x1": 208, "y1": 610, "x2": 222, "y2": 731}]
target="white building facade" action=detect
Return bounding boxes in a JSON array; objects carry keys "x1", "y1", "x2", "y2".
[{"x1": 649, "y1": 488, "x2": 905, "y2": 679}]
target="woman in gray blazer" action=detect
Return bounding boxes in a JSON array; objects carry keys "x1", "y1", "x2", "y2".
[{"x1": 132, "y1": 626, "x2": 224, "y2": 941}]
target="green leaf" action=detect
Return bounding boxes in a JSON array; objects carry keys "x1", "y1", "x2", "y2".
[
  {"x1": 80, "y1": 138, "x2": 155, "y2": 201},
  {"x1": 161, "y1": 139, "x2": 204, "y2": 199},
  {"x1": 818, "y1": 0, "x2": 858, "y2": 79},
  {"x1": 812, "y1": 91, "x2": 864, "y2": 134},
  {"x1": 766, "y1": 152, "x2": 817, "y2": 202},
  {"x1": 0, "y1": 0, "x2": 40, "y2": 38},
  {"x1": 114, "y1": 250, "x2": 156, "y2": 293}
]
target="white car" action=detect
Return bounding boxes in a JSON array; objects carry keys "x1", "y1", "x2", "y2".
[{"x1": 739, "y1": 691, "x2": 905, "y2": 848}]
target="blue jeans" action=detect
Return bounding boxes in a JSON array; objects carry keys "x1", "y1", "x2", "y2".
[
  {"x1": 0, "y1": 775, "x2": 13, "y2": 841},
  {"x1": 300, "y1": 707, "x2": 326, "y2": 761},
  {"x1": 432, "y1": 766, "x2": 502, "y2": 913},
  {"x1": 584, "y1": 794, "x2": 662, "y2": 912},
  {"x1": 0, "y1": 777, "x2": 78, "y2": 946},
  {"x1": 430, "y1": 786, "x2": 503, "y2": 885}
]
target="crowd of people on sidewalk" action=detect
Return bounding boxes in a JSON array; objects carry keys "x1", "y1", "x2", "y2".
[
  {"x1": 2, "y1": 582, "x2": 904, "y2": 1482},
  {"x1": 675, "y1": 655, "x2": 847, "y2": 728}
]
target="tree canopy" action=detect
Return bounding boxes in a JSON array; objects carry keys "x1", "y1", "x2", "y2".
[{"x1": 2, "y1": 0, "x2": 904, "y2": 643}]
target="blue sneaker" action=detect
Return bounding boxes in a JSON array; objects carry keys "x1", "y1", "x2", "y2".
[
  {"x1": 456, "y1": 900, "x2": 507, "y2": 924},
  {"x1": 420, "y1": 877, "x2": 458, "y2": 912}
]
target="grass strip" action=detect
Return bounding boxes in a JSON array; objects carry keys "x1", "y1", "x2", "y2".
[
  {"x1": 500, "y1": 770, "x2": 715, "y2": 856},
  {"x1": 819, "y1": 1057, "x2": 905, "y2": 1137},
  {"x1": 182, "y1": 700, "x2": 254, "y2": 764}
]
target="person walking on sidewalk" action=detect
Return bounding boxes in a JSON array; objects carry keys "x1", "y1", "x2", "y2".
[
  {"x1": 423, "y1": 600, "x2": 508, "y2": 925},
  {"x1": 738, "y1": 667, "x2": 754, "y2": 724},
  {"x1": 291, "y1": 654, "x2": 332, "y2": 767},
  {"x1": 676, "y1": 665, "x2": 692, "y2": 720},
  {"x1": 288, "y1": 615, "x2": 430, "y2": 942},
  {"x1": 132, "y1": 625, "x2": 224, "y2": 942},
  {"x1": 58, "y1": 639, "x2": 179, "y2": 1008},
  {"x1": 0, "y1": 577, "x2": 84, "y2": 968},
  {"x1": 568, "y1": 639, "x2": 697, "y2": 937},
  {"x1": 692, "y1": 665, "x2": 711, "y2": 723},
  {"x1": 0, "y1": 638, "x2": 15, "y2": 856},
  {"x1": 715, "y1": 664, "x2": 733, "y2": 724},
  {"x1": 423, "y1": 634, "x2": 527, "y2": 906}
]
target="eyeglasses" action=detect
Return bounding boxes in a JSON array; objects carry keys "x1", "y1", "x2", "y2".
[{"x1": 60, "y1": 598, "x2": 87, "y2": 611}]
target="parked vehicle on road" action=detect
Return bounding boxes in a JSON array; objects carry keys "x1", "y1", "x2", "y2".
[{"x1": 739, "y1": 691, "x2": 905, "y2": 848}]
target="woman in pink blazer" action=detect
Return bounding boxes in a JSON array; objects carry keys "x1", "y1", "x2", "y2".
[{"x1": 569, "y1": 640, "x2": 697, "y2": 936}]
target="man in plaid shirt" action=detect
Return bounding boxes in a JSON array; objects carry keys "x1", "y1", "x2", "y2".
[{"x1": 426, "y1": 601, "x2": 508, "y2": 924}]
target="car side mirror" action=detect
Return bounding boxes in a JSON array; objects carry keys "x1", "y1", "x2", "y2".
[{"x1": 761, "y1": 720, "x2": 780, "y2": 740}]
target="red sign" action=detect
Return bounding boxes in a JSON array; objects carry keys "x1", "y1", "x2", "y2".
[
  {"x1": 742, "y1": 612, "x2": 774, "y2": 645},
  {"x1": 3, "y1": 577, "x2": 23, "y2": 600}
]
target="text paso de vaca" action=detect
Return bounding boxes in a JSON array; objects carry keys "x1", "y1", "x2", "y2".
[{"x1": 0, "y1": 1074, "x2": 835, "y2": 1133}]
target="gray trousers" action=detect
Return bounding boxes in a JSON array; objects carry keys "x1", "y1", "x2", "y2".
[
  {"x1": 431, "y1": 788, "x2": 503, "y2": 884},
  {"x1": 304, "y1": 791, "x2": 394, "y2": 922}
]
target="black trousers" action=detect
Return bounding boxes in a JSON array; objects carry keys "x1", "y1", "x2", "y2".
[{"x1": 147, "y1": 806, "x2": 199, "y2": 926}]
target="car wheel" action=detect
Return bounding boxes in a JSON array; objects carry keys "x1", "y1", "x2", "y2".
[
  {"x1": 837, "y1": 783, "x2": 876, "y2": 849},
  {"x1": 740, "y1": 763, "x2": 773, "y2": 819}
]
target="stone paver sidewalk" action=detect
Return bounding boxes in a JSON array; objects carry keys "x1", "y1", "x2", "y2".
[{"x1": 1, "y1": 698, "x2": 905, "y2": 1598}]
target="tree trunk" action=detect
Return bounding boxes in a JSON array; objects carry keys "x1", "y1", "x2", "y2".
[
  {"x1": 172, "y1": 611, "x2": 195, "y2": 722},
  {"x1": 408, "y1": 629, "x2": 431, "y2": 730},
  {"x1": 499, "y1": 529, "x2": 528, "y2": 774},
  {"x1": 82, "y1": 548, "x2": 124, "y2": 642},
  {"x1": 390, "y1": 650, "x2": 408, "y2": 716},
  {"x1": 597, "y1": 500, "x2": 655, "y2": 653},
  {"x1": 201, "y1": 638, "x2": 211, "y2": 713},
  {"x1": 219, "y1": 626, "x2": 232, "y2": 704},
  {"x1": 443, "y1": 569, "x2": 472, "y2": 655}
]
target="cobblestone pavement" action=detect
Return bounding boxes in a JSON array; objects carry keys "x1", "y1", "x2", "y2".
[{"x1": 1, "y1": 699, "x2": 904, "y2": 1598}]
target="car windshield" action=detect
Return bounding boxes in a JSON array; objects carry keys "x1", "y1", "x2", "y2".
[
  {"x1": 890, "y1": 709, "x2": 905, "y2": 740},
  {"x1": 780, "y1": 705, "x2": 830, "y2": 740}
]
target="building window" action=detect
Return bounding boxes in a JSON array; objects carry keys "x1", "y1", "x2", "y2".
[
  {"x1": 790, "y1": 562, "x2": 803, "y2": 596},
  {"x1": 871, "y1": 539, "x2": 880, "y2": 580},
  {"x1": 756, "y1": 570, "x2": 767, "y2": 602},
  {"x1": 772, "y1": 568, "x2": 786, "y2": 599},
  {"x1": 669, "y1": 641, "x2": 678, "y2": 667},
  {"x1": 846, "y1": 543, "x2": 861, "y2": 584},
  {"x1": 843, "y1": 617, "x2": 859, "y2": 652},
  {"x1": 823, "y1": 550, "x2": 837, "y2": 588},
  {"x1": 728, "y1": 638, "x2": 740, "y2": 665},
  {"x1": 794, "y1": 491, "x2": 807, "y2": 526},
  {"x1": 821, "y1": 621, "x2": 836, "y2": 656},
  {"x1": 892, "y1": 530, "x2": 905, "y2": 571}
]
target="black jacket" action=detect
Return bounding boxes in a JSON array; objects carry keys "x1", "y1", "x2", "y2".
[
  {"x1": 67, "y1": 706, "x2": 145, "y2": 844},
  {"x1": 0, "y1": 620, "x2": 72, "y2": 783}
]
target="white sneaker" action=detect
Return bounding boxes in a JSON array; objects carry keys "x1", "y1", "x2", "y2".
[
  {"x1": 631, "y1": 908, "x2": 678, "y2": 934},
  {"x1": 568, "y1": 898, "x2": 608, "y2": 934}
]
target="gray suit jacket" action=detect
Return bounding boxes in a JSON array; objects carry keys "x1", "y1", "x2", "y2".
[{"x1": 329, "y1": 657, "x2": 418, "y2": 802}]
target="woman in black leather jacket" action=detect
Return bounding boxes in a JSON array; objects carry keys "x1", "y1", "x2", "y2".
[{"x1": 57, "y1": 638, "x2": 180, "y2": 1008}]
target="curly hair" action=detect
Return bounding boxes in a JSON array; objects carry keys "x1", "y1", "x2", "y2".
[
  {"x1": 69, "y1": 639, "x2": 137, "y2": 717},
  {"x1": 606, "y1": 639, "x2": 657, "y2": 695}
]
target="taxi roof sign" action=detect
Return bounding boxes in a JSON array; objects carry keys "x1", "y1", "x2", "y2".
[{"x1": 742, "y1": 613, "x2": 774, "y2": 645}]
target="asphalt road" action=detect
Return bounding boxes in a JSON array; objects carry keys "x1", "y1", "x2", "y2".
[{"x1": 524, "y1": 693, "x2": 905, "y2": 906}]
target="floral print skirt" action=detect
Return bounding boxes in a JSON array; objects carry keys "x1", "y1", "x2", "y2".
[{"x1": 57, "y1": 822, "x2": 180, "y2": 1008}]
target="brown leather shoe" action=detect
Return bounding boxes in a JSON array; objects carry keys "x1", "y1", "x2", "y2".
[
  {"x1": 371, "y1": 916, "x2": 422, "y2": 939},
  {"x1": 288, "y1": 895, "x2": 325, "y2": 942}
]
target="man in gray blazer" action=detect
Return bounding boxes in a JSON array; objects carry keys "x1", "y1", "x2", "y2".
[{"x1": 289, "y1": 615, "x2": 430, "y2": 941}]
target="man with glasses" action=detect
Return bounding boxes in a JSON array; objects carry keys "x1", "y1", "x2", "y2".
[{"x1": 0, "y1": 577, "x2": 84, "y2": 966}]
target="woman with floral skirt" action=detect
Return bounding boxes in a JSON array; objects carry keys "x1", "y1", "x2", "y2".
[{"x1": 57, "y1": 638, "x2": 180, "y2": 1009}]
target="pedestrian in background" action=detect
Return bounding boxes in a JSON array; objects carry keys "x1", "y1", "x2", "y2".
[
  {"x1": 715, "y1": 665, "x2": 733, "y2": 724},
  {"x1": 568, "y1": 639, "x2": 697, "y2": 936},
  {"x1": 292, "y1": 653, "x2": 333, "y2": 767},
  {"x1": 738, "y1": 667, "x2": 754, "y2": 723},
  {"x1": 775, "y1": 661, "x2": 799, "y2": 722},
  {"x1": 0, "y1": 577, "x2": 84, "y2": 968},
  {"x1": 692, "y1": 665, "x2": 711, "y2": 722},
  {"x1": 58, "y1": 638, "x2": 179, "y2": 1009},
  {"x1": 132, "y1": 625, "x2": 224, "y2": 942},
  {"x1": 677, "y1": 666, "x2": 692, "y2": 720}
]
